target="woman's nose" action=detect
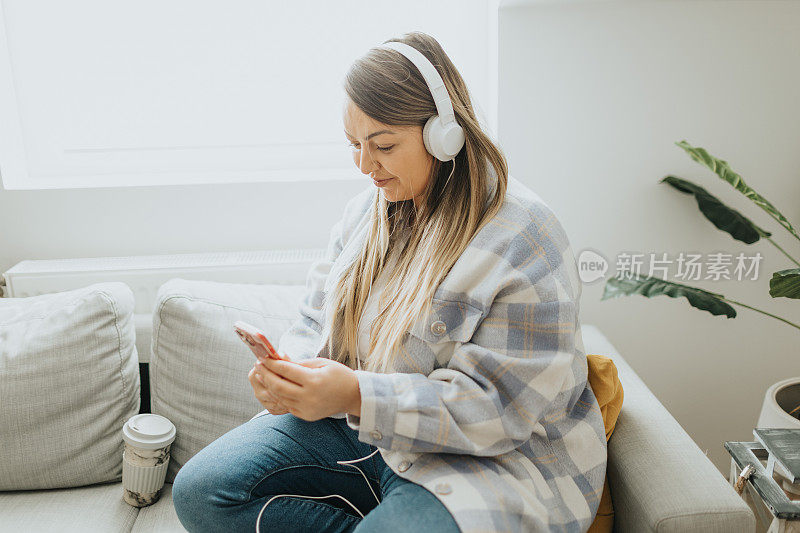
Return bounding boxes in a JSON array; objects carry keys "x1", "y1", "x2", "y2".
[{"x1": 357, "y1": 147, "x2": 378, "y2": 174}]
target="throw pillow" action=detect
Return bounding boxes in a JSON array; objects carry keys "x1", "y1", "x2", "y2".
[
  {"x1": 586, "y1": 352, "x2": 624, "y2": 533},
  {"x1": 0, "y1": 282, "x2": 139, "y2": 490}
]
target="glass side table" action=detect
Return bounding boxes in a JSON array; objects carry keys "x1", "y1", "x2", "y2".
[{"x1": 725, "y1": 428, "x2": 800, "y2": 533}]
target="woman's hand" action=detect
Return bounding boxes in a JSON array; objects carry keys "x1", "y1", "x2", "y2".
[
  {"x1": 248, "y1": 362, "x2": 291, "y2": 415},
  {"x1": 255, "y1": 356, "x2": 362, "y2": 422}
]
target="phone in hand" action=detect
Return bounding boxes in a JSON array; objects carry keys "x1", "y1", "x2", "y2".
[{"x1": 233, "y1": 321, "x2": 292, "y2": 363}]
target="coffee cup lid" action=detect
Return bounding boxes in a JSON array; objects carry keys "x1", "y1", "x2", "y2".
[{"x1": 123, "y1": 414, "x2": 176, "y2": 450}]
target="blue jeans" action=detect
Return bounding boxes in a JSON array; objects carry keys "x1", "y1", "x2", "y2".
[{"x1": 172, "y1": 412, "x2": 461, "y2": 533}]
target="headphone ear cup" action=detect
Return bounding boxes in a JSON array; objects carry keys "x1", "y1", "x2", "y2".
[
  {"x1": 423, "y1": 114, "x2": 465, "y2": 162},
  {"x1": 441, "y1": 122, "x2": 465, "y2": 160},
  {"x1": 422, "y1": 115, "x2": 441, "y2": 160}
]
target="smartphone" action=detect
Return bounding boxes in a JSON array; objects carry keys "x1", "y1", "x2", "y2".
[{"x1": 233, "y1": 321, "x2": 291, "y2": 363}]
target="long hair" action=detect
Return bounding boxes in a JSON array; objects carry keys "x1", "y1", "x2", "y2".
[{"x1": 321, "y1": 31, "x2": 508, "y2": 374}]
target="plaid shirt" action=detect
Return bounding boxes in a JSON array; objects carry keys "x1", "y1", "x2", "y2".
[{"x1": 278, "y1": 175, "x2": 607, "y2": 532}]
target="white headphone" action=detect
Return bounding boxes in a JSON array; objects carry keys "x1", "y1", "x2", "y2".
[{"x1": 379, "y1": 41, "x2": 465, "y2": 162}]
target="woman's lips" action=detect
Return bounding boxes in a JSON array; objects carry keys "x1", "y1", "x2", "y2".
[{"x1": 372, "y1": 177, "x2": 393, "y2": 186}]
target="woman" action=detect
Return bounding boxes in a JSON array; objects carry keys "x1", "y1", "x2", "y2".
[{"x1": 172, "y1": 31, "x2": 607, "y2": 533}]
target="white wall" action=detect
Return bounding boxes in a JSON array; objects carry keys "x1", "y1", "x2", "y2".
[
  {"x1": 1, "y1": 0, "x2": 798, "y2": 476},
  {"x1": 498, "y1": 0, "x2": 800, "y2": 474},
  {"x1": 0, "y1": 1, "x2": 494, "y2": 190}
]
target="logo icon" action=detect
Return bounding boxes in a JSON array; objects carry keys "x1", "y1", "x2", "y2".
[{"x1": 577, "y1": 249, "x2": 609, "y2": 284}]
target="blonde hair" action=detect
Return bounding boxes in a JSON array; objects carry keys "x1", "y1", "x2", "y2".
[{"x1": 322, "y1": 31, "x2": 508, "y2": 374}]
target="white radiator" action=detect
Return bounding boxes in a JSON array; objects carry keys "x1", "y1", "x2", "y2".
[{"x1": 1, "y1": 249, "x2": 325, "y2": 363}]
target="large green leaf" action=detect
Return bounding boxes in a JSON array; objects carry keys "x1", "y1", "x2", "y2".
[
  {"x1": 675, "y1": 140, "x2": 800, "y2": 241},
  {"x1": 602, "y1": 275, "x2": 737, "y2": 318},
  {"x1": 661, "y1": 175, "x2": 771, "y2": 244},
  {"x1": 769, "y1": 268, "x2": 800, "y2": 299}
]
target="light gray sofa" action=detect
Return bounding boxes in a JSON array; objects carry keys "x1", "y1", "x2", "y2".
[{"x1": 0, "y1": 279, "x2": 755, "y2": 532}]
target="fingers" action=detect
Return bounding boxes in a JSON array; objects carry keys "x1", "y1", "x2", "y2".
[
  {"x1": 256, "y1": 361, "x2": 304, "y2": 399},
  {"x1": 249, "y1": 366, "x2": 277, "y2": 401},
  {"x1": 250, "y1": 362, "x2": 300, "y2": 405},
  {"x1": 248, "y1": 365, "x2": 262, "y2": 388},
  {"x1": 260, "y1": 358, "x2": 310, "y2": 385},
  {"x1": 248, "y1": 366, "x2": 291, "y2": 414},
  {"x1": 262, "y1": 395, "x2": 291, "y2": 415}
]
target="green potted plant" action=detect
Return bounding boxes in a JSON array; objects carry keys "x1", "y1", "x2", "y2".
[{"x1": 601, "y1": 141, "x2": 800, "y2": 431}]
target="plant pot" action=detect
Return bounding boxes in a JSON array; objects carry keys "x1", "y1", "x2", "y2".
[{"x1": 756, "y1": 377, "x2": 800, "y2": 498}]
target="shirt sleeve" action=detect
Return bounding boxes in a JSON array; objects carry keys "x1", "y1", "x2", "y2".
[
  {"x1": 344, "y1": 243, "x2": 581, "y2": 457},
  {"x1": 277, "y1": 216, "x2": 345, "y2": 363}
]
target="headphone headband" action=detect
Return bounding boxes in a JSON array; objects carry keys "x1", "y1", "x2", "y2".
[{"x1": 379, "y1": 41, "x2": 456, "y2": 126}]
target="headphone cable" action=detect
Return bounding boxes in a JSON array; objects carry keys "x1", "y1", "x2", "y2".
[{"x1": 254, "y1": 447, "x2": 382, "y2": 533}]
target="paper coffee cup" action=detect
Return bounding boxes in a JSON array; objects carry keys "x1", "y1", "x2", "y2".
[{"x1": 121, "y1": 414, "x2": 176, "y2": 507}]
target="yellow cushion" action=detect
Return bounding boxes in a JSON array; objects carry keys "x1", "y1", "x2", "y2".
[{"x1": 585, "y1": 353, "x2": 624, "y2": 533}]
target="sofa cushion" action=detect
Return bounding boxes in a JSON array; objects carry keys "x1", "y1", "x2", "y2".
[
  {"x1": 0, "y1": 282, "x2": 140, "y2": 491},
  {"x1": 130, "y1": 483, "x2": 185, "y2": 533},
  {"x1": 0, "y1": 481, "x2": 139, "y2": 532},
  {"x1": 150, "y1": 278, "x2": 304, "y2": 483}
]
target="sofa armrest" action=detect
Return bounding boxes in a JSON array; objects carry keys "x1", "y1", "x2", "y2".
[{"x1": 582, "y1": 325, "x2": 755, "y2": 533}]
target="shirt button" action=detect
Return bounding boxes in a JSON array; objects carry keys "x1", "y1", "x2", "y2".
[
  {"x1": 398, "y1": 460, "x2": 411, "y2": 472},
  {"x1": 435, "y1": 482, "x2": 452, "y2": 495},
  {"x1": 430, "y1": 320, "x2": 447, "y2": 336},
  {"x1": 370, "y1": 430, "x2": 382, "y2": 440}
]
